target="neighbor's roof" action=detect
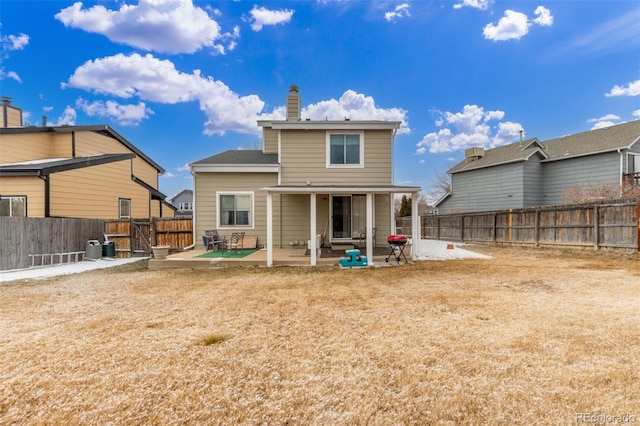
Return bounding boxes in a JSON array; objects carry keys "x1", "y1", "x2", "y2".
[
  {"x1": 448, "y1": 120, "x2": 640, "y2": 174},
  {"x1": 0, "y1": 124, "x2": 165, "y2": 173},
  {"x1": 190, "y1": 150, "x2": 279, "y2": 166},
  {"x1": 0, "y1": 153, "x2": 135, "y2": 176}
]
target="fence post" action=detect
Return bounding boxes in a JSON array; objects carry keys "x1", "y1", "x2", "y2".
[
  {"x1": 493, "y1": 213, "x2": 497, "y2": 242},
  {"x1": 593, "y1": 204, "x2": 599, "y2": 250},
  {"x1": 637, "y1": 203, "x2": 640, "y2": 252},
  {"x1": 460, "y1": 215, "x2": 465, "y2": 241},
  {"x1": 534, "y1": 209, "x2": 540, "y2": 246},
  {"x1": 437, "y1": 217, "x2": 441, "y2": 240}
]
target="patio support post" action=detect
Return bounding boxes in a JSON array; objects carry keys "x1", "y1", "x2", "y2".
[
  {"x1": 412, "y1": 191, "x2": 419, "y2": 261},
  {"x1": 267, "y1": 192, "x2": 273, "y2": 267},
  {"x1": 310, "y1": 192, "x2": 317, "y2": 266},
  {"x1": 366, "y1": 193, "x2": 373, "y2": 265}
]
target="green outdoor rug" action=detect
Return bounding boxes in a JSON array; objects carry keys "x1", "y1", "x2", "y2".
[{"x1": 195, "y1": 249, "x2": 258, "y2": 259}]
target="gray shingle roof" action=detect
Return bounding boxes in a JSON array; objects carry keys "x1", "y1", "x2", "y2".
[
  {"x1": 190, "y1": 150, "x2": 279, "y2": 165},
  {"x1": 449, "y1": 120, "x2": 640, "y2": 174}
]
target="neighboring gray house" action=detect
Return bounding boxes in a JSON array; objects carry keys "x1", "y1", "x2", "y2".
[
  {"x1": 168, "y1": 189, "x2": 193, "y2": 217},
  {"x1": 435, "y1": 120, "x2": 640, "y2": 214}
]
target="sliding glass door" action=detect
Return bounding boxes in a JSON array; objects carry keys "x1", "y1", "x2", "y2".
[{"x1": 331, "y1": 195, "x2": 366, "y2": 240}]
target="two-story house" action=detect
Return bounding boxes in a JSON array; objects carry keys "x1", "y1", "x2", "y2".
[
  {"x1": 435, "y1": 120, "x2": 640, "y2": 214},
  {"x1": 0, "y1": 97, "x2": 175, "y2": 219},
  {"x1": 190, "y1": 86, "x2": 420, "y2": 266},
  {"x1": 168, "y1": 189, "x2": 193, "y2": 217}
]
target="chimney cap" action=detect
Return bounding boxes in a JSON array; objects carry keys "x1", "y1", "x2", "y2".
[{"x1": 289, "y1": 85, "x2": 299, "y2": 93}]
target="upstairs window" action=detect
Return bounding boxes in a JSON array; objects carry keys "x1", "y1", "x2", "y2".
[
  {"x1": 119, "y1": 198, "x2": 131, "y2": 219},
  {"x1": 327, "y1": 133, "x2": 363, "y2": 167},
  {"x1": 0, "y1": 196, "x2": 26, "y2": 217},
  {"x1": 219, "y1": 193, "x2": 252, "y2": 227},
  {"x1": 178, "y1": 201, "x2": 193, "y2": 211}
]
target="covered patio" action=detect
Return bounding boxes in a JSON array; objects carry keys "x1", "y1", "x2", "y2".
[{"x1": 263, "y1": 185, "x2": 421, "y2": 267}]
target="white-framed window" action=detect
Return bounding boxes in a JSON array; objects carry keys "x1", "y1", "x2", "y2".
[
  {"x1": 628, "y1": 153, "x2": 640, "y2": 174},
  {"x1": 217, "y1": 192, "x2": 253, "y2": 228},
  {"x1": 178, "y1": 201, "x2": 193, "y2": 211},
  {"x1": 119, "y1": 198, "x2": 131, "y2": 219},
  {"x1": 0, "y1": 195, "x2": 26, "y2": 217},
  {"x1": 326, "y1": 132, "x2": 364, "y2": 168}
]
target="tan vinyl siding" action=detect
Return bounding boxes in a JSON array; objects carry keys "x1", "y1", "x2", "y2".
[
  {"x1": 3, "y1": 105, "x2": 22, "y2": 127},
  {"x1": 375, "y1": 193, "x2": 391, "y2": 246},
  {"x1": 0, "y1": 176, "x2": 45, "y2": 217},
  {"x1": 74, "y1": 131, "x2": 129, "y2": 156},
  {"x1": 194, "y1": 172, "x2": 279, "y2": 249},
  {"x1": 74, "y1": 131, "x2": 159, "y2": 186},
  {"x1": 49, "y1": 160, "x2": 151, "y2": 219},
  {"x1": 51, "y1": 133, "x2": 73, "y2": 158},
  {"x1": 280, "y1": 129, "x2": 393, "y2": 185},
  {"x1": 0, "y1": 133, "x2": 56, "y2": 164},
  {"x1": 263, "y1": 128, "x2": 279, "y2": 154}
]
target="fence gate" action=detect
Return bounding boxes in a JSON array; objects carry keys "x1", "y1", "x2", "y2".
[{"x1": 132, "y1": 219, "x2": 151, "y2": 257}]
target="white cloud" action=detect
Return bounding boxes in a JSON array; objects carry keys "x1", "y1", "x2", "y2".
[
  {"x1": 587, "y1": 114, "x2": 622, "y2": 130},
  {"x1": 298, "y1": 90, "x2": 410, "y2": 134},
  {"x1": 605, "y1": 79, "x2": 640, "y2": 97},
  {"x1": 483, "y1": 10, "x2": 530, "y2": 41},
  {"x1": 49, "y1": 106, "x2": 78, "y2": 126},
  {"x1": 177, "y1": 163, "x2": 191, "y2": 172},
  {"x1": 248, "y1": 6, "x2": 294, "y2": 32},
  {"x1": 453, "y1": 0, "x2": 491, "y2": 10},
  {"x1": 1, "y1": 70, "x2": 22, "y2": 83},
  {"x1": 0, "y1": 28, "x2": 29, "y2": 83},
  {"x1": 1, "y1": 32, "x2": 30, "y2": 51},
  {"x1": 76, "y1": 98, "x2": 153, "y2": 126},
  {"x1": 533, "y1": 6, "x2": 553, "y2": 26},
  {"x1": 54, "y1": 0, "x2": 230, "y2": 55},
  {"x1": 385, "y1": 3, "x2": 410, "y2": 22},
  {"x1": 416, "y1": 105, "x2": 523, "y2": 154},
  {"x1": 483, "y1": 6, "x2": 553, "y2": 41},
  {"x1": 633, "y1": 110, "x2": 640, "y2": 118},
  {"x1": 587, "y1": 114, "x2": 621, "y2": 123},
  {"x1": 63, "y1": 53, "x2": 266, "y2": 135}
]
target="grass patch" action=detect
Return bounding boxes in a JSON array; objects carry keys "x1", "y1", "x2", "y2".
[{"x1": 199, "y1": 333, "x2": 233, "y2": 346}]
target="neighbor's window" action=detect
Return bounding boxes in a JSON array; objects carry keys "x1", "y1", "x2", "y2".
[
  {"x1": 219, "y1": 193, "x2": 252, "y2": 226},
  {"x1": 0, "y1": 196, "x2": 26, "y2": 217},
  {"x1": 119, "y1": 198, "x2": 131, "y2": 219},
  {"x1": 178, "y1": 201, "x2": 193, "y2": 211},
  {"x1": 327, "y1": 133, "x2": 363, "y2": 167}
]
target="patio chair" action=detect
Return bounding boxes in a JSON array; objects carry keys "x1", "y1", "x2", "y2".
[
  {"x1": 225, "y1": 232, "x2": 245, "y2": 253},
  {"x1": 358, "y1": 227, "x2": 376, "y2": 247},
  {"x1": 203, "y1": 230, "x2": 221, "y2": 252}
]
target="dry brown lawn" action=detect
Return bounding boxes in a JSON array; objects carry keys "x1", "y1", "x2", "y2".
[{"x1": 1, "y1": 245, "x2": 639, "y2": 425}]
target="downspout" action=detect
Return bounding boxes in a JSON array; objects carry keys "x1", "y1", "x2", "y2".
[
  {"x1": 618, "y1": 148, "x2": 624, "y2": 198},
  {"x1": 183, "y1": 169, "x2": 197, "y2": 250},
  {"x1": 38, "y1": 173, "x2": 50, "y2": 217}
]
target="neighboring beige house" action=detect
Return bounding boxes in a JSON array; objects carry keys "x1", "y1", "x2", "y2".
[
  {"x1": 0, "y1": 97, "x2": 175, "y2": 219},
  {"x1": 190, "y1": 86, "x2": 420, "y2": 266}
]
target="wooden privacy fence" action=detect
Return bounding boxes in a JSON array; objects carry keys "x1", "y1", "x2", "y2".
[
  {"x1": 104, "y1": 217, "x2": 193, "y2": 258},
  {"x1": 0, "y1": 217, "x2": 105, "y2": 271},
  {"x1": 0, "y1": 217, "x2": 194, "y2": 271},
  {"x1": 422, "y1": 203, "x2": 639, "y2": 251}
]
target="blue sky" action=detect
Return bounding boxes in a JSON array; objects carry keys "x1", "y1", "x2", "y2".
[{"x1": 1, "y1": 0, "x2": 639, "y2": 201}]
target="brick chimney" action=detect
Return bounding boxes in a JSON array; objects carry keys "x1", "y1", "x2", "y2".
[{"x1": 286, "y1": 85, "x2": 300, "y2": 121}]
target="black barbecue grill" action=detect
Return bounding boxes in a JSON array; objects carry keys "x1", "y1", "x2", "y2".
[{"x1": 385, "y1": 234, "x2": 408, "y2": 264}]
